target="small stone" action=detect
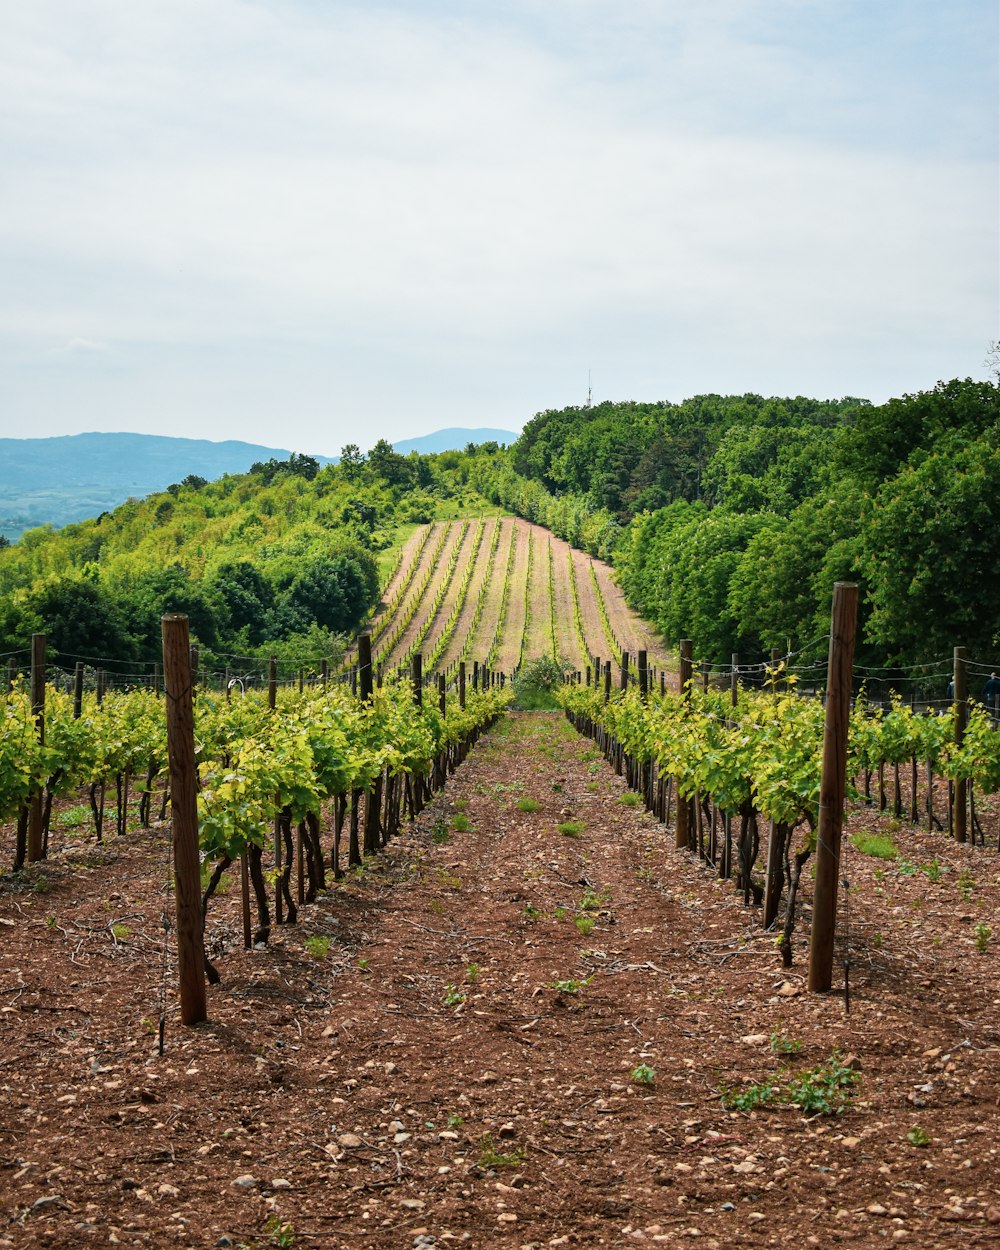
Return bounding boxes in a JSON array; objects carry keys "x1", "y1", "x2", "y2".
[
  {"x1": 270, "y1": 1179, "x2": 292, "y2": 1191},
  {"x1": 740, "y1": 1034, "x2": 769, "y2": 1046},
  {"x1": 841, "y1": 1137, "x2": 861, "y2": 1149},
  {"x1": 394, "y1": 1132, "x2": 412, "y2": 1144},
  {"x1": 337, "y1": 1133, "x2": 363, "y2": 1149},
  {"x1": 385, "y1": 1062, "x2": 399, "y2": 1075},
  {"x1": 746, "y1": 1213, "x2": 765, "y2": 1224},
  {"x1": 987, "y1": 1207, "x2": 1000, "y2": 1225},
  {"x1": 867, "y1": 1203, "x2": 888, "y2": 1216},
  {"x1": 216, "y1": 1239, "x2": 234, "y2": 1248},
  {"x1": 498, "y1": 1123, "x2": 516, "y2": 1139},
  {"x1": 498, "y1": 1213, "x2": 518, "y2": 1223},
  {"x1": 400, "y1": 1199, "x2": 426, "y2": 1211},
  {"x1": 776, "y1": 981, "x2": 802, "y2": 997},
  {"x1": 157, "y1": 1184, "x2": 180, "y2": 1199},
  {"x1": 232, "y1": 1175, "x2": 258, "y2": 1189}
]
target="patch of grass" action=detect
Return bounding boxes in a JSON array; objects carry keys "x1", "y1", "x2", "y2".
[
  {"x1": 906, "y1": 1125, "x2": 931, "y2": 1147},
  {"x1": 110, "y1": 923, "x2": 130, "y2": 943},
  {"x1": 557, "y1": 820, "x2": 585, "y2": 838},
  {"x1": 851, "y1": 831, "x2": 898, "y2": 860},
  {"x1": 516, "y1": 797, "x2": 541, "y2": 813},
  {"x1": 303, "y1": 935, "x2": 331, "y2": 960},
  {"x1": 769, "y1": 1029, "x2": 802, "y2": 1055},
  {"x1": 550, "y1": 975, "x2": 593, "y2": 996},
  {"x1": 618, "y1": 792, "x2": 641, "y2": 807},
  {"x1": 451, "y1": 813, "x2": 471, "y2": 833},
  {"x1": 465, "y1": 962, "x2": 481, "y2": 983},
  {"x1": 958, "y1": 868, "x2": 976, "y2": 901},
  {"x1": 719, "y1": 1050, "x2": 860, "y2": 1116},
  {"x1": 436, "y1": 869, "x2": 462, "y2": 890},
  {"x1": 476, "y1": 1133, "x2": 526, "y2": 1169},
  {"x1": 441, "y1": 985, "x2": 466, "y2": 1007},
  {"x1": 574, "y1": 915, "x2": 595, "y2": 936},
  {"x1": 630, "y1": 1063, "x2": 656, "y2": 1086},
  {"x1": 580, "y1": 885, "x2": 611, "y2": 911},
  {"x1": 55, "y1": 804, "x2": 91, "y2": 830},
  {"x1": 921, "y1": 857, "x2": 944, "y2": 883},
  {"x1": 974, "y1": 922, "x2": 992, "y2": 953}
]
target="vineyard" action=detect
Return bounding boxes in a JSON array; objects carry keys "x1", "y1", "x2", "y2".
[{"x1": 1, "y1": 517, "x2": 999, "y2": 1248}]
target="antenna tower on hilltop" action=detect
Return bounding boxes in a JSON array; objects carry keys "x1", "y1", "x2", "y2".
[{"x1": 586, "y1": 369, "x2": 592, "y2": 408}]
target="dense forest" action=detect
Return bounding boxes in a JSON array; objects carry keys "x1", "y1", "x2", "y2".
[
  {"x1": 468, "y1": 379, "x2": 1000, "y2": 671},
  {"x1": 1, "y1": 379, "x2": 997, "y2": 677}
]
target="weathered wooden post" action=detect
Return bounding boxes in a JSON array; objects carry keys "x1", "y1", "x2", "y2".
[
  {"x1": 807, "y1": 582, "x2": 859, "y2": 994},
  {"x1": 603, "y1": 660, "x2": 612, "y2": 703},
  {"x1": 620, "y1": 651, "x2": 629, "y2": 691},
  {"x1": 638, "y1": 650, "x2": 648, "y2": 702},
  {"x1": 459, "y1": 661, "x2": 467, "y2": 709},
  {"x1": 161, "y1": 615, "x2": 208, "y2": 1026},
  {"x1": 731, "y1": 653, "x2": 739, "y2": 708},
  {"x1": 952, "y1": 646, "x2": 968, "y2": 843},
  {"x1": 320, "y1": 659, "x2": 329, "y2": 687},
  {"x1": 676, "y1": 639, "x2": 693, "y2": 850},
  {"x1": 26, "y1": 634, "x2": 46, "y2": 863},
  {"x1": 73, "y1": 661, "x2": 84, "y2": 720},
  {"x1": 412, "y1": 653, "x2": 423, "y2": 707},
  {"x1": 358, "y1": 634, "x2": 373, "y2": 702},
  {"x1": 268, "y1": 656, "x2": 277, "y2": 711}
]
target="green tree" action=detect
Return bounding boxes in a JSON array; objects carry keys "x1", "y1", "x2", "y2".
[{"x1": 858, "y1": 437, "x2": 1000, "y2": 664}]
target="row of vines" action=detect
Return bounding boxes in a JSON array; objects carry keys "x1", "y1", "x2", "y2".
[
  {"x1": 558, "y1": 680, "x2": 1000, "y2": 966},
  {"x1": 2, "y1": 675, "x2": 511, "y2": 972}
]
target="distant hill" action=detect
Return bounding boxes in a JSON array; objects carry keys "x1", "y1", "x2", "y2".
[
  {"x1": 391, "y1": 428, "x2": 518, "y2": 455},
  {"x1": 0, "y1": 433, "x2": 335, "y2": 542},
  {"x1": 0, "y1": 428, "x2": 518, "y2": 541}
]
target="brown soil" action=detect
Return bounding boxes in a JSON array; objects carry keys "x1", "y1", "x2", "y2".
[
  {"x1": 492, "y1": 522, "x2": 528, "y2": 675},
  {"x1": 3, "y1": 712, "x2": 998, "y2": 1249}
]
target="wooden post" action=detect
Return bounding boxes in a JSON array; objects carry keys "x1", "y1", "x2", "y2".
[
  {"x1": 638, "y1": 651, "x2": 648, "y2": 702},
  {"x1": 152, "y1": 663, "x2": 160, "y2": 696},
  {"x1": 676, "y1": 639, "x2": 693, "y2": 849},
  {"x1": 96, "y1": 668, "x2": 105, "y2": 706},
  {"x1": 731, "y1": 653, "x2": 739, "y2": 708},
  {"x1": 320, "y1": 659, "x2": 329, "y2": 687},
  {"x1": 189, "y1": 646, "x2": 199, "y2": 690},
  {"x1": 660, "y1": 671, "x2": 666, "y2": 697},
  {"x1": 438, "y1": 674, "x2": 446, "y2": 715},
  {"x1": 161, "y1": 615, "x2": 208, "y2": 1026},
  {"x1": 358, "y1": 634, "x2": 373, "y2": 702},
  {"x1": 952, "y1": 647, "x2": 967, "y2": 843},
  {"x1": 26, "y1": 633, "x2": 46, "y2": 863},
  {"x1": 268, "y1": 656, "x2": 277, "y2": 711},
  {"x1": 459, "y1": 661, "x2": 466, "y2": 709},
  {"x1": 73, "y1": 661, "x2": 84, "y2": 720},
  {"x1": 6, "y1": 657, "x2": 17, "y2": 690},
  {"x1": 603, "y1": 660, "x2": 612, "y2": 703},
  {"x1": 472, "y1": 661, "x2": 479, "y2": 693},
  {"x1": 412, "y1": 654, "x2": 423, "y2": 707},
  {"x1": 298, "y1": 669, "x2": 304, "y2": 694},
  {"x1": 620, "y1": 651, "x2": 629, "y2": 691},
  {"x1": 807, "y1": 582, "x2": 859, "y2": 994}
]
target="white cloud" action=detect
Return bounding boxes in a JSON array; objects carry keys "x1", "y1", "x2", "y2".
[{"x1": 0, "y1": 0, "x2": 995, "y2": 445}]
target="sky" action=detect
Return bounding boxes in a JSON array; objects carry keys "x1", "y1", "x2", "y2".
[{"x1": 1, "y1": 0, "x2": 997, "y2": 457}]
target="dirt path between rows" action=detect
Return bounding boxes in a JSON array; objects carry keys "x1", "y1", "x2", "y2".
[{"x1": 2, "y1": 713, "x2": 998, "y2": 1249}]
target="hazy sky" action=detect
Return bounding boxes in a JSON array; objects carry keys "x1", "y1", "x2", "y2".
[{"x1": 1, "y1": 0, "x2": 996, "y2": 456}]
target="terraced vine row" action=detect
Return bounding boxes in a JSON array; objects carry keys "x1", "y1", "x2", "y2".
[{"x1": 363, "y1": 516, "x2": 668, "y2": 682}]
